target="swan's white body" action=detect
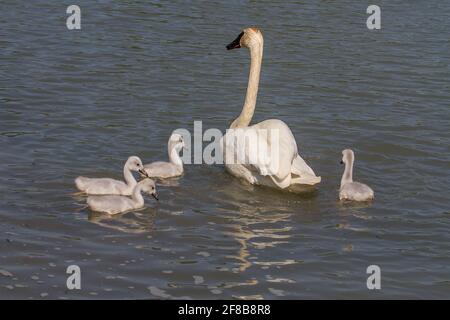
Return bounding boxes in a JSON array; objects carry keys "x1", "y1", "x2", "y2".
[
  {"x1": 75, "y1": 156, "x2": 146, "y2": 196},
  {"x1": 222, "y1": 119, "x2": 320, "y2": 189},
  {"x1": 87, "y1": 178, "x2": 158, "y2": 215},
  {"x1": 339, "y1": 149, "x2": 374, "y2": 202},
  {"x1": 143, "y1": 133, "x2": 184, "y2": 179},
  {"x1": 221, "y1": 28, "x2": 320, "y2": 190}
]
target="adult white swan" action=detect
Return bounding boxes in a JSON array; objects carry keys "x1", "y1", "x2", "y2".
[{"x1": 221, "y1": 27, "x2": 320, "y2": 191}]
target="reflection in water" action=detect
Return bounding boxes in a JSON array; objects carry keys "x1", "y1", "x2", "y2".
[
  {"x1": 220, "y1": 189, "x2": 294, "y2": 273},
  {"x1": 335, "y1": 200, "x2": 373, "y2": 227},
  {"x1": 233, "y1": 294, "x2": 264, "y2": 300},
  {"x1": 326, "y1": 200, "x2": 373, "y2": 239},
  {"x1": 88, "y1": 208, "x2": 156, "y2": 234},
  {"x1": 337, "y1": 199, "x2": 373, "y2": 212},
  {"x1": 153, "y1": 178, "x2": 181, "y2": 188}
]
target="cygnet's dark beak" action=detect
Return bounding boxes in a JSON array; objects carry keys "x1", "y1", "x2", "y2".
[
  {"x1": 139, "y1": 169, "x2": 149, "y2": 178},
  {"x1": 152, "y1": 193, "x2": 159, "y2": 201},
  {"x1": 340, "y1": 160, "x2": 344, "y2": 165}
]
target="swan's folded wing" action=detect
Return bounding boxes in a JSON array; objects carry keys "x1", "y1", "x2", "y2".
[
  {"x1": 75, "y1": 176, "x2": 91, "y2": 191},
  {"x1": 85, "y1": 178, "x2": 125, "y2": 195},
  {"x1": 225, "y1": 126, "x2": 298, "y2": 175},
  {"x1": 88, "y1": 195, "x2": 134, "y2": 215},
  {"x1": 224, "y1": 128, "x2": 280, "y2": 176},
  {"x1": 144, "y1": 162, "x2": 179, "y2": 178}
]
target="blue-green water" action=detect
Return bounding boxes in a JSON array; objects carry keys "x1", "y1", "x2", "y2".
[{"x1": 0, "y1": 1, "x2": 449, "y2": 299}]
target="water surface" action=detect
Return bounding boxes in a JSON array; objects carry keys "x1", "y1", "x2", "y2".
[{"x1": 0, "y1": 1, "x2": 449, "y2": 299}]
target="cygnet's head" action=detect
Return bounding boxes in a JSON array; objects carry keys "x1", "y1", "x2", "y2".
[
  {"x1": 340, "y1": 149, "x2": 355, "y2": 165},
  {"x1": 126, "y1": 156, "x2": 148, "y2": 177},
  {"x1": 226, "y1": 27, "x2": 263, "y2": 51},
  {"x1": 169, "y1": 133, "x2": 185, "y2": 152},
  {"x1": 139, "y1": 178, "x2": 158, "y2": 201}
]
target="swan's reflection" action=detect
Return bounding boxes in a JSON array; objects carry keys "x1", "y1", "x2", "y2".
[
  {"x1": 88, "y1": 208, "x2": 156, "y2": 234},
  {"x1": 336, "y1": 199, "x2": 373, "y2": 220},
  {"x1": 152, "y1": 178, "x2": 181, "y2": 188},
  {"x1": 218, "y1": 183, "x2": 295, "y2": 274}
]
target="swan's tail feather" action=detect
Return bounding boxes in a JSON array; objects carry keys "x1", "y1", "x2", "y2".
[
  {"x1": 292, "y1": 155, "x2": 316, "y2": 176},
  {"x1": 291, "y1": 174, "x2": 321, "y2": 185},
  {"x1": 269, "y1": 174, "x2": 291, "y2": 189},
  {"x1": 291, "y1": 155, "x2": 321, "y2": 185},
  {"x1": 75, "y1": 176, "x2": 91, "y2": 191}
]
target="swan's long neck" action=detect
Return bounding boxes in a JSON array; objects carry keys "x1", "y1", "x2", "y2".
[
  {"x1": 168, "y1": 143, "x2": 183, "y2": 170},
  {"x1": 123, "y1": 166, "x2": 137, "y2": 188},
  {"x1": 341, "y1": 159, "x2": 354, "y2": 187},
  {"x1": 131, "y1": 184, "x2": 145, "y2": 207},
  {"x1": 231, "y1": 42, "x2": 263, "y2": 129}
]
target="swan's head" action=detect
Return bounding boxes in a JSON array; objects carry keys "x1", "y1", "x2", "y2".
[
  {"x1": 169, "y1": 133, "x2": 185, "y2": 151},
  {"x1": 226, "y1": 27, "x2": 263, "y2": 50},
  {"x1": 140, "y1": 178, "x2": 158, "y2": 201},
  {"x1": 126, "y1": 156, "x2": 148, "y2": 177},
  {"x1": 341, "y1": 149, "x2": 354, "y2": 165}
]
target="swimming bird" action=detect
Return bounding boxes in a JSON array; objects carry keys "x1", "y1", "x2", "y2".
[
  {"x1": 142, "y1": 133, "x2": 185, "y2": 179},
  {"x1": 87, "y1": 178, "x2": 159, "y2": 215},
  {"x1": 220, "y1": 27, "x2": 321, "y2": 191},
  {"x1": 75, "y1": 156, "x2": 148, "y2": 195},
  {"x1": 339, "y1": 149, "x2": 374, "y2": 201}
]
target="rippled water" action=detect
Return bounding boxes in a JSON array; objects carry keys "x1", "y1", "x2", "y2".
[{"x1": 1, "y1": 1, "x2": 449, "y2": 299}]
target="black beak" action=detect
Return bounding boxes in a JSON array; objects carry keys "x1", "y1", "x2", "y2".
[
  {"x1": 226, "y1": 32, "x2": 244, "y2": 50},
  {"x1": 139, "y1": 169, "x2": 149, "y2": 178},
  {"x1": 152, "y1": 193, "x2": 159, "y2": 201},
  {"x1": 340, "y1": 160, "x2": 344, "y2": 164}
]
